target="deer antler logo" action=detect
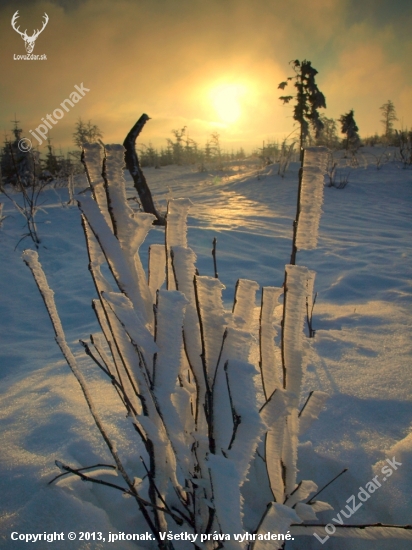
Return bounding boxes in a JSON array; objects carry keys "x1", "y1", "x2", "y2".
[{"x1": 11, "y1": 11, "x2": 49, "y2": 54}]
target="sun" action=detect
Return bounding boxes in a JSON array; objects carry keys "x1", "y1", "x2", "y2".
[{"x1": 209, "y1": 84, "x2": 246, "y2": 125}]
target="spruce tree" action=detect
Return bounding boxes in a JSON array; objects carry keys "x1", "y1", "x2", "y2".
[
  {"x1": 278, "y1": 59, "x2": 326, "y2": 160},
  {"x1": 380, "y1": 100, "x2": 397, "y2": 141},
  {"x1": 339, "y1": 109, "x2": 361, "y2": 153}
]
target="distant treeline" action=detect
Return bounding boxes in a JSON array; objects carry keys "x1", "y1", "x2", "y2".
[
  {"x1": 138, "y1": 127, "x2": 246, "y2": 169},
  {"x1": 2, "y1": 113, "x2": 411, "y2": 187}
]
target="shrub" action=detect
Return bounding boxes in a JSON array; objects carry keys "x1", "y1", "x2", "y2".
[{"x1": 23, "y1": 143, "x2": 412, "y2": 548}]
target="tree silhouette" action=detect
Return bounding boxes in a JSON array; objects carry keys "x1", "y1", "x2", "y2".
[
  {"x1": 339, "y1": 109, "x2": 361, "y2": 154},
  {"x1": 279, "y1": 59, "x2": 326, "y2": 160},
  {"x1": 380, "y1": 100, "x2": 397, "y2": 140},
  {"x1": 73, "y1": 118, "x2": 103, "y2": 148}
]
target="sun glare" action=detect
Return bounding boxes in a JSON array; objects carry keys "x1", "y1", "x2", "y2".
[{"x1": 210, "y1": 84, "x2": 246, "y2": 125}]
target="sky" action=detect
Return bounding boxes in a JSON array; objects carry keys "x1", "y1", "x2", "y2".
[{"x1": 0, "y1": 0, "x2": 411, "y2": 155}]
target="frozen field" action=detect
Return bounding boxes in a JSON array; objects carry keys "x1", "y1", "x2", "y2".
[{"x1": 0, "y1": 149, "x2": 411, "y2": 549}]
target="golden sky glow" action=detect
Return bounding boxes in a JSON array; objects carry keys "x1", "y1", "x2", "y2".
[
  {"x1": 0, "y1": 0, "x2": 411, "y2": 153},
  {"x1": 209, "y1": 84, "x2": 246, "y2": 125}
]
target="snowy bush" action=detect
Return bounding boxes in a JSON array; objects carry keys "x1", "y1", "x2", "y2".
[{"x1": 23, "y1": 143, "x2": 412, "y2": 549}]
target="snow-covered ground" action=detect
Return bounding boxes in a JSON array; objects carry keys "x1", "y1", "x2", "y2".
[{"x1": 0, "y1": 149, "x2": 411, "y2": 549}]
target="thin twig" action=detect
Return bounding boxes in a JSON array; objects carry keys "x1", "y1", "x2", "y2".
[
  {"x1": 212, "y1": 237, "x2": 218, "y2": 278},
  {"x1": 52, "y1": 461, "x2": 184, "y2": 522},
  {"x1": 48, "y1": 462, "x2": 117, "y2": 485},
  {"x1": 306, "y1": 291, "x2": 317, "y2": 338},
  {"x1": 306, "y1": 468, "x2": 348, "y2": 504}
]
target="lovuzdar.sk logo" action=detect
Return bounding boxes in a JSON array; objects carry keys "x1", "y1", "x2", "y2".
[{"x1": 11, "y1": 11, "x2": 48, "y2": 60}]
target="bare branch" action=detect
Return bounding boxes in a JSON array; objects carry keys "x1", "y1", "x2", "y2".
[{"x1": 123, "y1": 115, "x2": 165, "y2": 225}]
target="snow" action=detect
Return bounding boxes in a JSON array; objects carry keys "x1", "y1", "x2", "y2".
[
  {"x1": 254, "y1": 503, "x2": 302, "y2": 550},
  {"x1": 1, "y1": 151, "x2": 412, "y2": 548}
]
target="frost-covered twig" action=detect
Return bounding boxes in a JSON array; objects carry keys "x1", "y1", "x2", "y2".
[
  {"x1": 291, "y1": 147, "x2": 329, "y2": 263},
  {"x1": 22, "y1": 250, "x2": 162, "y2": 546}
]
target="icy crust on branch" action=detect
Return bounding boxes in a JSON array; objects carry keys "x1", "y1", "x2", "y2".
[
  {"x1": 99, "y1": 288, "x2": 182, "y2": 500},
  {"x1": 22, "y1": 250, "x2": 67, "y2": 346},
  {"x1": 258, "y1": 265, "x2": 317, "y2": 501},
  {"x1": 82, "y1": 143, "x2": 112, "y2": 231},
  {"x1": 232, "y1": 279, "x2": 259, "y2": 330},
  {"x1": 283, "y1": 265, "x2": 314, "y2": 407},
  {"x1": 104, "y1": 145, "x2": 155, "y2": 324},
  {"x1": 260, "y1": 389, "x2": 288, "y2": 503},
  {"x1": 282, "y1": 409, "x2": 299, "y2": 497},
  {"x1": 170, "y1": 246, "x2": 207, "y2": 426},
  {"x1": 284, "y1": 479, "x2": 317, "y2": 508},
  {"x1": 148, "y1": 244, "x2": 166, "y2": 303},
  {"x1": 295, "y1": 146, "x2": 328, "y2": 250},
  {"x1": 219, "y1": 330, "x2": 264, "y2": 482},
  {"x1": 166, "y1": 198, "x2": 192, "y2": 248},
  {"x1": 104, "y1": 146, "x2": 155, "y2": 253},
  {"x1": 102, "y1": 291, "x2": 158, "y2": 358},
  {"x1": 194, "y1": 275, "x2": 227, "y2": 386},
  {"x1": 81, "y1": 145, "x2": 155, "y2": 325},
  {"x1": 22, "y1": 250, "x2": 96, "y2": 397},
  {"x1": 83, "y1": 217, "x2": 113, "y2": 294},
  {"x1": 259, "y1": 287, "x2": 283, "y2": 399},
  {"x1": 91, "y1": 331, "x2": 114, "y2": 374},
  {"x1": 153, "y1": 290, "x2": 195, "y2": 473},
  {"x1": 102, "y1": 145, "x2": 130, "y2": 237},
  {"x1": 207, "y1": 454, "x2": 245, "y2": 550},
  {"x1": 79, "y1": 195, "x2": 154, "y2": 328},
  {"x1": 84, "y1": 218, "x2": 144, "y2": 415},
  {"x1": 21, "y1": 250, "x2": 135, "y2": 491},
  {"x1": 154, "y1": 290, "x2": 188, "y2": 391},
  {"x1": 166, "y1": 198, "x2": 193, "y2": 289}
]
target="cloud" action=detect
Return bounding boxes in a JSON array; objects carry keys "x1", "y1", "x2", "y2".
[
  {"x1": 0, "y1": 0, "x2": 87, "y2": 10},
  {"x1": 322, "y1": 22, "x2": 412, "y2": 134},
  {"x1": 1, "y1": 0, "x2": 411, "y2": 151}
]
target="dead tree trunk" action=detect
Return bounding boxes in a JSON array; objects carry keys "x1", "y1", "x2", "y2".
[{"x1": 123, "y1": 114, "x2": 165, "y2": 225}]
